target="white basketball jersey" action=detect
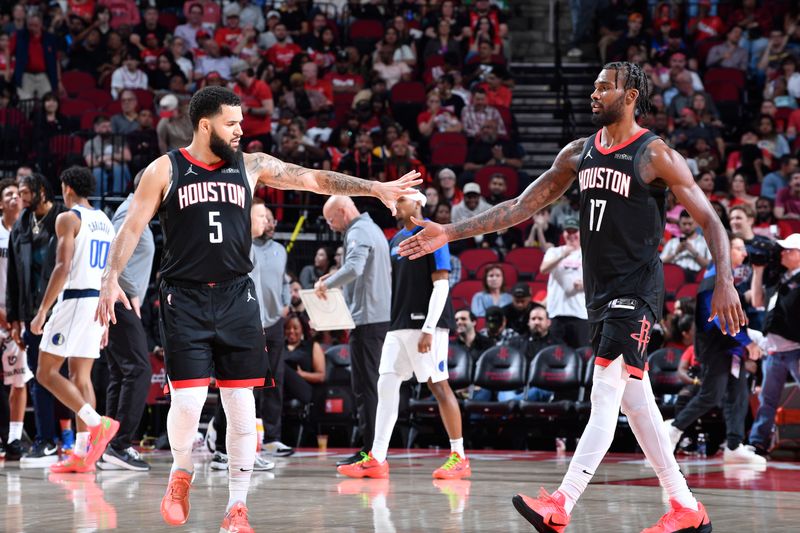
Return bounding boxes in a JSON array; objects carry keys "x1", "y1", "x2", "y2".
[
  {"x1": 0, "y1": 222, "x2": 9, "y2": 309},
  {"x1": 64, "y1": 206, "x2": 115, "y2": 291}
]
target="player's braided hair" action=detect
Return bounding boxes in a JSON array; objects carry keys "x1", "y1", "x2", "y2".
[{"x1": 603, "y1": 61, "x2": 651, "y2": 117}]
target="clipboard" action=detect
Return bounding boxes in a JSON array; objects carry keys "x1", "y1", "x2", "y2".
[{"x1": 299, "y1": 288, "x2": 356, "y2": 331}]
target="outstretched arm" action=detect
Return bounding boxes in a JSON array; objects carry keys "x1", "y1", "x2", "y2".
[
  {"x1": 244, "y1": 152, "x2": 421, "y2": 215},
  {"x1": 399, "y1": 138, "x2": 585, "y2": 259},
  {"x1": 646, "y1": 140, "x2": 746, "y2": 335}
]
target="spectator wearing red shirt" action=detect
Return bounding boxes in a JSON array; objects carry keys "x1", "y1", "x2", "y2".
[
  {"x1": 231, "y1": 60, "x2": 275, "y2": 150},
  {"x1": 68, "y1": 0, "x2": 95, "y2": 22},
  {"x1": 215, "y1": 12, "x2": 243, "y2": 52},
  {"x1": 183, "y1": 0, "x2": 221, "y2": 28},
  {"x1": 417, "y1": 89, "x2": 462, "y2": 139},
  {"x1": 266, "y1": 23, "x2": 302, "y2": 73},
  {"x1": 10, "y1": 13, "x2": 63, "y2": 100},
  {"x1": 384, "y1": 137, "x2": 430, "y2": 186},
  {"x1": 775, "y1": 172, "x2": 800, "y2": 220},
  {"x1": 479, "y1": 70, "x2": 512, "y2": 109},
  {"x1": 302, "y1": 61, "x2": 332, "y2": 105},
  {"x1": 324, "y1": 50, "x2": 364, "y2": 95},
  {"x1": 687, "y1": 1, "x2": 726, "y2": 42}
]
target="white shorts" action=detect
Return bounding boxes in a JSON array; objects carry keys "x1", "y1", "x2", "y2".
[
  {"x1": 379, "y1": 328, "x2": 450, "y2": 383},
  {"x1": 40, "y1": 296, "x2": 104, "y2": 359},
  {"x1": 2, "y1": 329, "x2": 32, "y2": 387}
]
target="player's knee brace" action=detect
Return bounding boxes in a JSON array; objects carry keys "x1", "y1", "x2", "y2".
[
  {"x1": 169, "y1": 385, "x2": 208, "y2": 420},
  {"x1": 219, "y1": 387, "x2": 256, "y2": 436}
]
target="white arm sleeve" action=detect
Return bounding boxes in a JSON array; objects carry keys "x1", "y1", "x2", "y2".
[{"x1": 422, "y1": 279, "x2": 450, "y2": 334}]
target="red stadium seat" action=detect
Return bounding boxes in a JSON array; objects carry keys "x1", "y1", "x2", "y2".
[
  {"x1": 705, "y1": 82, "x2": 740, "y2": 103},
  {"x1": 80, "y1": 110, "x2": 106, "y2": 131},
  {"x1": 349, "y1": 19, "x2": 385, "y2": 41},
  {"x1": 132, "y1": 89, "x2": 155, "y2": 111},
  {"x1": 474, "y1": 165, "x2": 519, "y2": 197},
  {"x1": 528, "y1": 280, "x2": 547, "y2": 302},
  {"x1": 663, "y1": 263, "x2": 686, "y2": 295},
  {"x1": 62, "y1": 71, "x2": 96, "y2": 96},
  {"x1": 158, "y1": 12, "x2": 180, "y2": 32},
  {"x1": 390, "y1": 81, "x2": 426, "y2": 104},
  {"x1": 48, "y1": 134, "x2": 85, "y2": 157},
  {"x1": 459, "y1": 249, "x2": 499, "y2": 278},
  {"x1": 505, "y1": 247, "x2": 545, "y2": 280},
  {"x1": 475, "y1": 262, "x2": 518, "y2": 287},
  {"x1": 675, "y1": 283, "x2": 699, "y2": 301},
  {"x1": 451, "y1": 280, "x2": 483, "y2": 308},
  {"x1": 494, "y1": 105, "x2": 514, "y2": 138},
  {"x1": 104, "y1": 100, "x2": 123, "y2": 115},
  {"x1": 778, "y1": 219, "x2": 800, "y2": 237},
  {"x1": 704, "y1": 67, "x2": 745, "y2": 91},
  {"x1": 430, "y1": 132, "x2": 468, "y2": 167},
  {"x1": 60, "y1": 99, "x2": 97, "y2": 118},
  {"x1": 79, "y1": 88, "x2": 113, "y2": 109}
]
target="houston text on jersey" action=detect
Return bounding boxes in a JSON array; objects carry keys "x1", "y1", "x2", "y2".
[
  {"x1": 177, "y1": 181, "x2": 247, "y2": 210},
  {"x1": 577, "y1": 166, "x2": 631, "y2": 198}
]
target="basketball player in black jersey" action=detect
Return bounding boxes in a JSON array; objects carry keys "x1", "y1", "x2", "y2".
[
  {"x1": 95, "y1": 87, "x2": 421, "y2": 532},
  {"x1": 399, "y1": 62, "x2": 745, "y2": 532}
]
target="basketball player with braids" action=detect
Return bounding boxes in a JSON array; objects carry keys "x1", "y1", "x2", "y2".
[
  {"x1": 399, "y1": 62, "x2": 745, "y2": 532},
  {"x1": 95, "y1": 87, "x2": 421, "y2": 532}
]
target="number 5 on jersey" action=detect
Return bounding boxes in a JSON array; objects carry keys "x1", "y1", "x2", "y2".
[
  {"x1": 209, "y1": 211, "x2": 223, "y2": 243},
  {"x1": 588, "y1": 198, "x2": 606, "y2": 232}
]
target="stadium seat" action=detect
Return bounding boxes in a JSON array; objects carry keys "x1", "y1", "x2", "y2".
[
  {"x1": 675, "y1": 283, "x2": 699, "y2": 300},
  {"x1": 409, "y1": 343, "x2": 473, "y2": 417},
  {"x1": 80, "y1": 110, "x2": 106, "y2": 131},
  {"x1": 459, "y1": 249, "x2": 498, "y2": 278},
  {"x1": 575, "y1": 356, "x2": 595, "y2": 418},
  {"x1": 62, "y1": 71, "x2": 96, "y2": 96},
  {"x1": 60, "y1": 99, "x2": 97, "y2": 118},
  {"x1": 520, "y1": 345, "x2": 582, "y2": 418},
  {"x1": 451, "y1": 280, "x2": 483, "y2": 309},
  {"x1": 575, "y1": 346, "x2": 594, "y2": 363},
  {"x1": 316, "y1": 345, "x2": 358, "y2": 445},
  {"x1": 494, "y1": 105, "x2": 514, "y2": 139},
  {"x1": 158, "y1": 12, "x2": 180, "y2": 32},
  {"x1": 504, "y1": 247, "x2": 544, "y2": 280},
  {"x1": 349, "y1": 19, "x2": 385, "y2": 40},
  {"x1": 390, "y1": 81, "x2": 427, "y2": 135},
  {"x1": 79, "y1": 88, "x2": 113, "y2": 110},
  {"x1": 474, "y1": 165, "x2": 519, "y2": 198},
  {"x1": 464, "y1": 345, "x2": 527, "y2": 416},
  {"x1": 104, "y1": 100, "x2": 123, "y2": 115},
  {"x1": 48, "y1": 134, "x2": 85, "y2": 157},
  {"x1": 527, "y1": 280, "x2": 547, "y2": 302},
  {"x1": 429, "y1": 132, "x2": 468, "y2": 168},
  {"x1": 662, "y1": 263, "x2": 686, "y2": 296},
  {"x1": 475, "y1": 262, "x2": 518, "y2": 287},
  {"x1": 648, "y1": 348, "x2": 685, "y2": 418},
  {"x1": 132, "y1": 89, "x2": 155, "y2": 111},
  {"x1": 704, "y1": 67, "x2": 745, "y2": 92}
]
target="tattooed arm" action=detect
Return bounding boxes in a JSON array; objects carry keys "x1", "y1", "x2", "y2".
[
  {"x1": 646, "y1": 139, "x2": 746, "y2": 335},
  {"x1": 398, "y1": 138, "x2": 585, "y2": 259},
  {"x1": 244, "y1": 152, "x2": 421, "y2": 213}
]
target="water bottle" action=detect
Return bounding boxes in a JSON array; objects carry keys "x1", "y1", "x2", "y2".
[{"x1": 697, "y1": 433, "x2": 707, "y2": 457}]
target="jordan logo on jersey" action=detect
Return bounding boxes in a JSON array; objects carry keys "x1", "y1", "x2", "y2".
[
  {"x1": 246, "y1": 289, "x2": 256, "y2": 302},
  {"x1": 177, "y1": 181, "x2": 247, "y2": 210},
  {"x1": 185, "y1": 164, "x2": 198, "y2": 176},
  {"x1": 578, "y1": 166, "x2": 631, "y2": 198},
  {"x1": 630, "y1": 315, "x2": 651, "y2": 356}
]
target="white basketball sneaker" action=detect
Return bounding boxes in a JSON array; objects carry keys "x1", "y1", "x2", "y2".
[{"x1": 723, "y1": 444, "x2": 767, "y2": 465}]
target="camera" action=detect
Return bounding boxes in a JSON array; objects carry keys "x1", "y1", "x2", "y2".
[{"x1": 748, "y1": 239, "x2": 781, "y2": 267}]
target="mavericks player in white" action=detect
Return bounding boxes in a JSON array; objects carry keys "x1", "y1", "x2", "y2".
[
  {"x1": 31, "y1": 167, "x2": 120, "y2": 473},
  {"x1": 0, "y1": 178, "x2": 32, "y2": 460}
]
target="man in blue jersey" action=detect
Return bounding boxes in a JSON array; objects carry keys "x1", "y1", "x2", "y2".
[{"x1": 336, "y1": 190, "x2": 470, "y2": 480}]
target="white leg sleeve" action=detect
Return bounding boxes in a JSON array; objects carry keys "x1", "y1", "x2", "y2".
[
  {"x1": 167, "y1": 384, "x2": 208, "y2": 473},
  {"x1": 220, "y1": 387, "x2": 257, "y2": 511},
  {"x1": 621, "y1": 373, "x2": 698, "y2": 511},
  {"x1": 558, "y1": 357, "x2": 627, "y2": 513},
  {"x1": 371, "y1": 373, "x2": 403, "y2": 463}
]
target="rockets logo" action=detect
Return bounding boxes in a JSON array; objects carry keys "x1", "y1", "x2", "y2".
[{"x1": 630, "y1": 315, "x2": 651, "y2": 357}]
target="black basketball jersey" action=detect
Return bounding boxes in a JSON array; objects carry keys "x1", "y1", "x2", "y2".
[
  {"x1": 576, "y1": 129, "x2": 666, "y2": 322},
  {"x1": 388, "y1": 225, "x2": 456, "y2": 332},
  {"x1": 159, "y1": 148, "x2": 253, "y2": 283}
]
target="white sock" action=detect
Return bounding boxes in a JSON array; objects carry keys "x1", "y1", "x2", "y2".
[
  {"x1": 220, "y1": 387, "x2": 256, "y2": 511},
  {"x1": 9, "y1": 421, "x2": 23, "y2": 443},
  {"x1": 558, "y1": 358, "x2": 627, "y2": 514},
  {"x1": 75, "y1": 432, "x2": 90, "y2": 458},
  {"x1": 371, "y1": 373, "x2": 402, "y2": 464},
  {"x1": 449, "y1": 438, "x2": 465, "y2": 458},
  {"x1": 621, "y1": 373, "x2": 698, "y2": 511},
  {"x1": 78, "y1": 404, "x2": 102, "y2": 428},
  {"x1": 167, "y1": 384, "x2": 208, "y2": 473}
]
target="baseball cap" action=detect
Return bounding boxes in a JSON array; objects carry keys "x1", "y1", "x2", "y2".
[
  {"x1": 438, "y1": 168, "x2": 456, "y2": 181},
  {"x1": 485, "y1": 306, "x2": 504, "y2": 323},
  {"x1": 563, "y1": 217, "x2": 579, "y2": 230},
  {"x1": 230, "y1": 59, "x2": 250, "y2": 76},
  {"x1": 197, "y1": 29, "x2": 211, "y2": 39},
  {"x1": 512, "y1": 282, "x2": 531, "y2": 298},
  {"x1": 776, "y1": 233, "x2": 800, "y2": 250},
  {"x1": 336, "y1": 49, "x2": 349, "y2": 62},
  {"x1": 267, "y1": 10, "x2": 281, "y2": 19},
  {"x1": 206, "y1": 71, "x2": 222, "y2": 81},
  {"x1": 463, "y1": 183, "x2": 481, "y2": 195},
  {"x1": 159, "y1": 93, "x2": 178, "y2": 112}
]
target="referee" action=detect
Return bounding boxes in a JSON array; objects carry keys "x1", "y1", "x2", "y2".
[{"x1": 317, "y1": 196, "x2": 391, "y2": 466}]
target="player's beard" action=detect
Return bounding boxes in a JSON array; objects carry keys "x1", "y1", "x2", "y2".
[
  {"x1": 590, "y1": 95, "x2": 626, "y2": 127},
  {"x1": 209, "y1": 129, "x2": 241, "y2": 165}
]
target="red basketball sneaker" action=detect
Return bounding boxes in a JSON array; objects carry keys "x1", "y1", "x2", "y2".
[
  {"x1": 160, "y1": 470, "x2": 193, "y2": 526},
  {"x1": 220, "y1": 502, "x2": 253, "y2": 533},
  {"x1": 50, "y1": 454, "x2": 95, "y2": 473},
  {"x1": 336, "y1": 451, "x2": 389, "y2": 479},
  {"x1": 641, "y1": 499, "x2": 712, "y2": 533},
  {"x1": 512, "y1": 488, "x2": 570, "y2": 533},
  {"x1": 85, "y1": 417, "x2": 120, "y2": 466},
  {"x1": 432, "y1": 453, "x2": 472, "y2": 479}
]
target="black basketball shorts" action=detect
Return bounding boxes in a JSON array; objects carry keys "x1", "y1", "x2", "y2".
[
  {"x1": 590, "y1": 297, "x2": 655, "y2": 380},
  {"x1": 159, "y1": 275, "x2": 271, "y2": 389}
]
